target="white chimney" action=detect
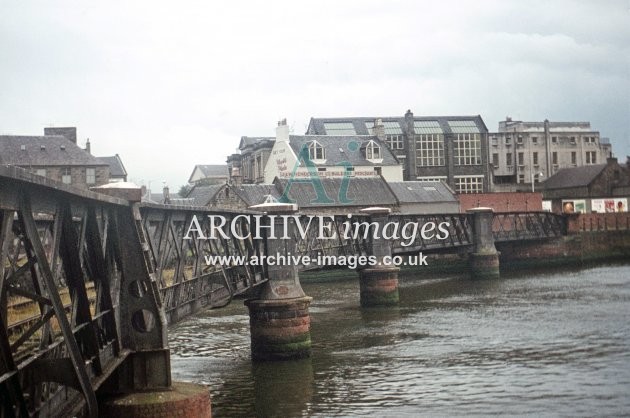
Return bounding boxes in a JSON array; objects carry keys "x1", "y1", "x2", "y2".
[{"x1": 276, "y1": 119, "x2": 289, "y2": 142}]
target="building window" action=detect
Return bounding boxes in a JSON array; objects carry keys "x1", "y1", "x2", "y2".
[
  {"x1": 571, "y1": 151, "x2": 577, "y2": 165},
  {"x1": 317, "y1": 167, "x2": 327, "y2": 172},
  {"x1": 585, "y1": 151, "x2": 596, "y2": 164},
  {"x1": 374, "y1": 167, "x2": 382, "y2": 176},
  {"x1": 518, "y1": 152, "x2": 524, "y2": 166},
  {"x1": 518, "y1": 174, "x2": 525, "y2": 183},
  {"x1": 365, "y1": 141, "x2": 381, "y2": 160},
  {"x1": 385, "y1": 134, "x2": 404, "y2": 150},
  {"x1": 506, "y1": 153, "x2": 512, "y2": 166},
  {"x1": 505, "y1": 136, "x2": 511, "y2": 145},
  {"x1": 61, "y1": 168, "x2": 72, "y2": 184},
  {"x1": 454, "y1": 176, "x2": 483, "y2": 194},
  {"x1": 308, "y1": 141, "x2": 325, "y2": 160},
  {"x1": 552, "y1": 152, "x2": 558, "y2": 165},
  {"x1": 453, "y1": 133, "x2": 481, "y2": 165},
  {"x1": 86, "y1": 168, "x2": 96, "y2": 184},
  {"x1": 345, "y1": 166, "x2": 355, "y2": 177},
  {"x1": 532, "y1": 136, "x2": 538, "y2": 144},
  {"x1": 570, "y1": 136, "x2": 576, "y2": 144},
  {"x1": 491, "y1": 137, "x2": 498, "y2": 147},
  {"x1": 492, "y1": 153, "x2": 499, "y2": 168},
  {"x1": 517, "y1": 135, "x2": 523, "y2": 145},
  {"x1": 35, "y1": 168, "x2": 46, "y2": 177},
  {"x1": 532, "y1": 152, "x2": 539, "y2": 166},
  {"x1": 417, "y1": 176, "x2": 447, "y2": 182},
  {"x1": 416, "y1": 134, "x2": 445, "y2": 166},
  {"x1": 585, "y1": 136, "x2": 596, "y2": 144},
  {"x1": 552, "y1": 136, "x2": 557, "y2": 143}
]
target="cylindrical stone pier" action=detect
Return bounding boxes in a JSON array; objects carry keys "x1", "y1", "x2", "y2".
[
  {"x1": 467, "y1": 207, "x2": 500, "y2": 279},
  {"x1": 359, "y1": 207, "x2": 400, "y2": 306},
  {"x1": 99, "y1": 381, "x2": 211, "y2": 418},
  {"x1": 246, "y1": 202, "x2": 312, "y2": 361}
]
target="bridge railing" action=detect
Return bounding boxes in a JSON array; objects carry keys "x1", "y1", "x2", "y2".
[
  {"x1": 0, "y1": 165, "x2": 169, "y2": 417},
  {"x1": 139, "y1": 205, "x2": 267, "y2": 321},
  {"x1": 492, "y1": 211, "x2": 566, "y2": 242},
  {"x1": 390, "y1": 213, "x2": 473, "y2": 254},
  {"x1": 292, "y1": 215, "x2": 370, "y2": 267}
]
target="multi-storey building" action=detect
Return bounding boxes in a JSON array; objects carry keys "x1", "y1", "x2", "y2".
[
  {"x1": 265, "y1": 119, "x2": 403, "y2": 184},
  {"x1": 307, "y1": 110, "x2": 491, "y2": 193},
  {"x1": 0, "y1": 127, "x2": 110, "y2": 189},
  {"x1": 490, "y1": 118, "x2": 613, "y2": 191},
  {"x1": 226, "y1": 136, "x2": 274, "y2": 184}
]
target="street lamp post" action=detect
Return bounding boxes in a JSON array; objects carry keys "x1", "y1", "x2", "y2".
[{"x1": 531, "y1": 171, "x2": 544, "y2": 192}]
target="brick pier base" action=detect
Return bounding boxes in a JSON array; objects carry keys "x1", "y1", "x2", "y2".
[
  {"x1": 99, "y1": 381, "x2": 211, "y2": 418},
  {"x1": 469, "y1": 252, "x2": 500, "y2": 279},
  {"x1": 245, "y1": 296, "x2": 312, "y2": 361},
  {"x1": 359, "y1": 267, "x2": 400, "y2": 306}
]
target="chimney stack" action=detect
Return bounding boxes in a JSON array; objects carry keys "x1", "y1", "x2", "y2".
[
  {"x1": 373, "y1": 118, "x2": 385, "y2": 141},
  {"x1": 276, "y1": 119, "x2": 289, "y2": 142},
  {"x1": 85, "y1": 138, "x2": 91, "y2": 154},
  {"x1": 231, "y1": 166, "x2": 242, "y2": 187}
]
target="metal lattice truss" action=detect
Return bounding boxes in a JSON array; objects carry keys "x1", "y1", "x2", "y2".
[
  {"x1": 292, "y1": 215, "x2": 369, "y2": 268},
  {"x1": 139, "y1": 206, "x2": 267, "y2": 321},
  {"x1": 0, "y1": 167, "x2": 167, "y2": 417},
  {"x1": 492, "y1": 212, "x2": 566, "y2": 242},
  {"x1": 389, "y1": 213, "x2": 473, "y2": 254}
]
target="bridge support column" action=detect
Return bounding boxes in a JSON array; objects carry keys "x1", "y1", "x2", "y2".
[
  {"x1": 245, "y1": 203, "x2": 312, "y2": 361},
  {"x1": 95, "y1": 186, "x2": 212, "y2": 417},
  {"x1": 359, "y1": 207, "x2": 399, "y2": 306},
  {"x1": 468, "y1": 207, "x2": 500, "y2": 279}
]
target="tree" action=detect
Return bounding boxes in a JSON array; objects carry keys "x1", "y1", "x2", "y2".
[{"x1": 178, "y1": 184, "x2": 192, "y2": 197}]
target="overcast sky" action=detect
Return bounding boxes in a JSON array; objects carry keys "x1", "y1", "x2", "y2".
[{"x1": 1, "y1": 1, "x2": 629, "y2": 190}]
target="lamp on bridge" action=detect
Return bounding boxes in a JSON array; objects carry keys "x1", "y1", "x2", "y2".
[{"x1": 531, "y1": 171, "x2": 544, "y2": 193}]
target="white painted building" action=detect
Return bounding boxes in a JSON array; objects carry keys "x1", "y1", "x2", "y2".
[{"x1": 264, "y1": 120, "x2": 404, "y2": 184}]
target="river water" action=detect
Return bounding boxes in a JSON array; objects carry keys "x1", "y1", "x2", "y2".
[{"x1": 169, "y1": 264, "x2": 630, "y2": 417}]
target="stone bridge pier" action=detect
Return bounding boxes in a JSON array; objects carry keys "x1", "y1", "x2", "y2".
[
  {"x1": 245, "y1": 203, "x2": 313, "y2": 361},
  {"x1": 468, "y1": 207, "x2": 500, "y2": 279},
  {"x1": 358, "y1": 207, "x2": 400, "y2": 306}
]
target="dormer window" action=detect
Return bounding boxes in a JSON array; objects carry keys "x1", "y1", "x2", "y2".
[
  {"x1": 365, "y1": 140, "x2": 381, "y2": 160},
  {"x1": 308, "y1": 140, "x2": 325, "y2": 160}
]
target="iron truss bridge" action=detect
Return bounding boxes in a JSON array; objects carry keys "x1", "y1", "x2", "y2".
[{"x1": 0, "y1": 165, "x2": 566, "y2": 417}]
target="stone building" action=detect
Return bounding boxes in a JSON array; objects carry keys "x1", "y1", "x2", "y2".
[
  {"x1": 0, "y1": 127, "x2": 110, "y2": 189},
  {"x1": 187, "y1": 164, "x2": 229, "y2": 185},
  {"x1": 306, "y1": 110, "x2": 491, "y2": 193},
  {"x1": 98, "y1": 154, "x2": 128, "y2": 182},
  {"x1": 490, "y1": 118, "x2": 613, "y2": 191},
  {"x1": 226, "y1": 136, "x2": 275, "y2": 185},
  {"x1": 201, "y1": 177, "x2": 459, "y2": 215},
  {"x1": 542, "y1": 157, "x2": 630, "y2": 213},
  {"x1": 264, "y1": 120, "x2": 403, "y2": 184}
]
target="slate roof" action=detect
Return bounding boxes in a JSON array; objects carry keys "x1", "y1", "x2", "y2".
[
  {"x1": 387, "y1": 181, "x2": 457, "y2": 203},
  {"x1": 543, "y1": 164, "x2": 607, "y2": 189},
  {"x1": 232, "y1": 184, "x2": 279, "y2": 206},
  {"x1": 288, "y1": 135, "x2": 399, "y2": 166},
  {"x1": 306, "y1": 115, "x2": 488, "y2": 135},
  {"x1": 195, "y1": 164, "x2": 229, "y2": 177},
  {"x1": 186, "y1": 184, "x2": 224, "y2": 206},
  {"x1": 274, "y1": 177, "x2": 397, "y2": 207},
  {"x1": 98, "y1": 154, "x2": 127, "y2": 178},
  {"x1": 0, "y1": 135, "x2": 107, "y2": 166},
  {"x1": 142, "y1": 192, "x2": 164, "y2": 204},
  {"x1": 239, "y1": 136, "x2": 275, "y2": 150}
]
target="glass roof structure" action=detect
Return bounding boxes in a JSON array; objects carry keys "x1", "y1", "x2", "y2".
[{"x1": 324, "y1": 122, "x2": 356, "y2": 135}]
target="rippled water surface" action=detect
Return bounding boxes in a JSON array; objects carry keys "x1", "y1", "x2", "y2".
[{"x1": 169, "y1": 265, "x2": 630, "y2": 417}]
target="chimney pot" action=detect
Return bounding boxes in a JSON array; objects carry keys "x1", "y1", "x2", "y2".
[{"x1": 276, "y1": 119, "x2": 290, "y2": 142}]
